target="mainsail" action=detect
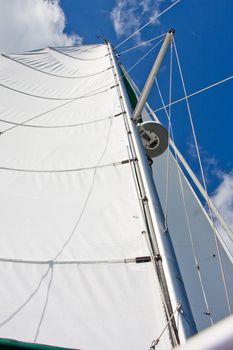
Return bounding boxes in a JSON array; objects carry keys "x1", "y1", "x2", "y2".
[{"x1": 0, "y1": 40, "x2": 232, "y2": 350}]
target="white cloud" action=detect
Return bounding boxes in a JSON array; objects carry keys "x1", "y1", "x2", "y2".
[
  {"x1": 212, "y1": 171, "x2": 233, "y2": 230},
  {"x1": 111, "y1": 0, "x2": 164, "y2": 42},
  {"x1": 0, "y1": 0, "x2": 82, "y2": 53}
]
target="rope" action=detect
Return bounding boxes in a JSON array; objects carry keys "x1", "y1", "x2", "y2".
[
  {"x1": 117, "y1": 33, "x2": 166, "y2": 55},
  {"x1": 49, "y1": 46, "x2": 107, "y2": 61},
  {"x1": 53, "y1": 112, "x2": 114, "y2": 260},
  {"x1": 173, "y1": 38, "x2": 232, "y2": 315},
  {"x1": 115, "y1": 0, "x2": 182, "y2": 49},
  {"x1": 0, "y1": 81, "x2": 113, "y2": 101},
  {"x1": 0, "y1": 159, "x2": 132, "y2": 174},
  {"x1": 126, "y1": 38, "x2": 163, "y2": 74},
  {"x1": 0, "y1": 256, "x2": 140, "y2": 265},
  {"x1": 155, "y1": 63, "x2": 214, "y2": 324},
  {"x1": 0, "y1": 112, "x2": 123, "y2": 130},
  {"x1": 2, "y1": 53, "x2": 109, "y2": 79},
  {"x1": 1, "y1": 96, "x2": 118, "y2": 134},
  {"x1": 153, "y1": 75, "x2": 233, "y2": 113},
  {"x1": 150, "y1": 303, "x2": 181, "y2": 349}
]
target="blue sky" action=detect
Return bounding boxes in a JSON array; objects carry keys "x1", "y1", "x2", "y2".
[
  {"x1": 0, "y1": 0, "x2": 232, "y2": 227},
  {"x1": 59, "y1": 0, "x2": 233, "y2": 211}
]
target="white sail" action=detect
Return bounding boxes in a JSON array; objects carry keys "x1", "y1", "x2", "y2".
[
  {"x1": 153, "y1": 150, "x2": 233, "y2": 331},
  {"x1": 0, "y1": 45, "x2": 174, "y2": 349}
]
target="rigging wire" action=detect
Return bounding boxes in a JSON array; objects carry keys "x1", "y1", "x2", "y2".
[
  {"x1": 150, "y1": 303, "x2": 181, "y2": 349},
  {"x1": 115, "y1": 0, "x2": 182, "y2": 49},
  {"x1": 117, "y1": 33, "x2": 166, "y2": 55},
  {"x1": 155, "y1": 77, "x2": 214, "y2": 326},
  {"x1": 153, "y1": 75, "x2": 233, "y2": 114},
  {"x1": 155, "y1": 45, "x2": 214, "y2": 324},
  {"x1": 122, "y1": 67, "x2": 233, "y2": 244},
  {"x1": 173, "y1": 38, "x2": 232, "y2": 315},
  {"x1": 162, "y1": 41, "x2": 173, "y2": 232},
  {"x1": 126, "y1": 38, "x2": 163, "y2": 74}
]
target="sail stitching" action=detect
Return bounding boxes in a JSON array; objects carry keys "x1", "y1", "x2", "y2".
[
  {"x1": 49, "y1": 46, "x2": 107, "y2": 61},
  {"x1": 2, "y1": 53, "x2": 110, "y2": 79}
]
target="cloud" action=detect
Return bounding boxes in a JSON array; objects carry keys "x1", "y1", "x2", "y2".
[
  {"x1": 212, "y1": 171, "x2": 233, "y2": 230},
  {"x1": 0, "y1": 0, "x2": 82, "y2": 53},
  {"x1": 111, "y1": 0, "x2": 165, "y2": 42}
]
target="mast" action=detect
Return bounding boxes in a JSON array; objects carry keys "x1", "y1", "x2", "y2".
[
  {"x1": 133, "y1": 29, "x2": 175, "y2": 122},
  {"x1": 108, "y1": 31, "x2": 197, "y2": 344}
]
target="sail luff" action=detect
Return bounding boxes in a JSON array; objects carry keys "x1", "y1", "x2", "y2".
[{"x1": 108, "y1": 42, "x2": 197, "y2": 343}]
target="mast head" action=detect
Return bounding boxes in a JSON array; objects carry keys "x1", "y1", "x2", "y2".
[{"x1": 169, "y1": 28, "x2": 175, "y2": 35}]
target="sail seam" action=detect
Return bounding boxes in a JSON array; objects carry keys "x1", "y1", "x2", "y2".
[
  {"x1": 49, "y1": 46, "x2": 107, "y2": 61},
  {"x1": 1, "y1": 53, "x2": 110, "y2": 79}
]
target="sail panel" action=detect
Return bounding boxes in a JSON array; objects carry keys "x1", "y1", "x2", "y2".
[
  {"x1": 0, "y1": 45, "x2": 172, "y2": 349},
  {"x1": 153, "y1": 151, "x2": 233, "y2": 331},
  {"x1": 0, "y1": 262, "x2": 172, "y2": 350}
]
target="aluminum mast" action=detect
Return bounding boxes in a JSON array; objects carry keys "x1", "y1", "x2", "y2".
[{"x1": 108, "y1": 29, "x2": 197, "y2": 344}]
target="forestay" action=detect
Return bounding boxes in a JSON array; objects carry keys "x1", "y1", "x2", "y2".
[{"x1": 0, "y1": 45, "x2": 172, "y2": 349}]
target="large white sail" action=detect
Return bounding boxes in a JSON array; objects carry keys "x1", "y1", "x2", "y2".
[
  {"x1": 1, "y1": 41, "x2": 232, "y2": 350},
  {"x1": 0, "y1": 44, "x2": 175, "y2": 349}
]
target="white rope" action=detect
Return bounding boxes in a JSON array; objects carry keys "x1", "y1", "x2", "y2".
[
  {"x1": 0, "y1": 159, "x2": 131, "y2": 174},
  {"x1": 117, "y1": 33, "x2": 166, "y2": 55},
  {"x1": 150, "y1": 303, "x2": 181, "y2": 349},
  {"x1": 0, "y1": 256, "x2": 142, "y2": 265},
  {"x1": 115, "y1": 0, "x2": 182, "y2": 49},
  {"x1": 155, "y1": 64, "x2": 214, "y2": 325},
  {"x1": 153, "y1": 74, "x2": 233, "y2": 113},
  {"x1": 53, "y1": 108, "x2": 115, "y2": 260},
  {"x1": 126, "y1": 38, "x2": 163, "y2": 74},
  {"x1": 173, "y1": 38, "x2": 232, "y2": 315}
]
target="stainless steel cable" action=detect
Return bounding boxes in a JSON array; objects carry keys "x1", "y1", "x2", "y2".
[
  {"x1": 115, "y1": 0, "x2": 182, "y2": 49},
  {"x1": 173, "y1": 38, "x2": 232, "y2": 315}
]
